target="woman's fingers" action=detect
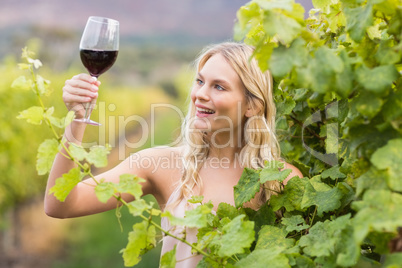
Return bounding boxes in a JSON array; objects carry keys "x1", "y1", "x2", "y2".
[{"x1": 62, "y1": 73, "x2": 100, "y2": 114}]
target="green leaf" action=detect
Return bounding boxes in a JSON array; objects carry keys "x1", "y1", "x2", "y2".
[
  {"x1": 270, "y1": 177, "x2": 310, "y2": 212},
  {"x1": 236, "y1": 2, "x2": 261, "y2": 29},
  {"x1": 286, "y1": 253, "x2": 315, "y2": 268},
  {"x1": 312, "y1": 0, "x2": 332, "y2": 12},
  {"x1": 356, "y1": 65, "x2": 399, "y2": 93},
  {"x1": 383, "y1": 253, "x2": 402, "y2": 267},
  {"x1": 160, "y1": 245, "x2": 176, "y2": 268},
  {"x1": 234, "y1": 248, "x2": 290, "y2": 268},
  {"x1": 68, "y1": 144, "x2": 88, "y2": 161},
  {"x1": 276, "y1": 95, "x2": 297, "y2": 116},
  {"x1": 188, "y1": 195, "x2": 204, "y2": 204},
  {"x1": 36, "y1": 138, "x2": 59, "y2": 175},
  {"x1": 315, "y1": 46, "x2": 344, "y2": 74},
  {"x1": 46, "y1": 110, "x2": 75, "y2": 128},
  {"x1": 11, "y1": 75, "x2": 32, "y2": 90},
  {"x1": 234, "y1": 168, "x2": 261, "y2": 208},
  {"x1": 216, "y1": 202, "x2": 240, "y2": 220},
  {"x1": 94, "y1": 181, "x2": 115, "y2": 203},
  {"x1": 269, "y1": 38, "x2": 307, "y2": 78},
  {"x1": 352, "y1": 190, "x2": 402, "y2": 244},
  {"x1": 299, "y1": 214, "x2": 351, "y2": 257},
  {"x1": 354, "y1": 91, "x2": 384, "y2": 119},
  {"x1": 263, "y1": 10, "x2": 302, "y2": 45},
  {"x1": 36, "y1": 75, "x2": 51, "y2": 95},
  {"x1": 244, "y1": 202, "x2": 276, "y2": 236},
  {"x1": 321, "y1": 165, "x2": 346, "y2": 180},
  {"x1": 260, "y1": 163, "x2": 292, "y2": 184},
  {"x1": 163, "y1": 202, "x2": 214, "y2": 228},
  {"x1": 210, "y1": 214, "x2": 255, "y2": 257},
  {"x1": 255, "y1": 0, "x2": 294, "y2": 11},
  {"x1": 375, "y1": 40, "x2": 402, "y2": 65},
  {"x1": 370, "y1": 139, "x2": 402, "y2": 191},
  {"x1": 18, "y1": 63, "x2": 31, "y2": 70},
  {"x1": 355, "y1": 166, "x2": 389, "y2": 196},
  {"x1": 17, "y1": 106, "x2": 44, "y2": 125},
  {"x1": 301, "y1": 179, "x2": 343, "y2": 217},
  {"x1": 117, "y1": 174, "x2": 145, "y2": 200},
  {"x1": 49, "y1": 167, "x2": 83, "y2": 202},
  {"x1": 344, "y1": 4, "x2": 373, "y2": 42},
  {"x1": 86, "y1": 145, "x2": 110, "y2": 168},
  {"x1": 64, "y1": 111, "x2": 75, "y2": 127},
  {"x1": 281, "y1": 215, "x2": 309, "y2": 233},
  {"x1": 256, "y1": 225, "x2": 295, "y2": 250},
  {"x1": 121, "y1": 221, "x2": 156, "y2": 267},
  {"x1": 127, "y1": 199, "x2": 153, "y2": 216}
]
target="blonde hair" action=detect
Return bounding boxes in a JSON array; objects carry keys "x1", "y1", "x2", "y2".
[{"x1": 170, "y1": 42, "x2": 281, "y2": 209}]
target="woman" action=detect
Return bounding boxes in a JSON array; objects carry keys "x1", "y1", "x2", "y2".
[{"x1": 45, "y1": 42, "x2": 302, "y2": 267}]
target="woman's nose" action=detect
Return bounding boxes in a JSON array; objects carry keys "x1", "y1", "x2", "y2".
[{"x1": 195, "y1": 84, "x2": 210, "y2": 101}]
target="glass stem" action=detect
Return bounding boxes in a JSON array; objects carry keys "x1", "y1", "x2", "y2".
[{"x1": 83, "y1": 76, "x2": 97, "y2": 121}]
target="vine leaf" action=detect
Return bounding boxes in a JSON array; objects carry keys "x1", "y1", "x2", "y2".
[
  {"x1": 344, "y1": 4, "x2": 373, "y2": 42},
  {"x1": 270, "y1": 177, "x2": 310, "y2": 212},
  {"x1": 36, "y1": 138, "x2": 59, "y2": 175},
  {"x1": 352, "y1": 190, "x2": 402, "y2": 244},
  {"x1": 255, "y1": 225, "x2": 294, "y2": 250},
  {"x1": 320, "y1": 165, "x2": 346, "y2": 180},
  {"x1": 121, "y1": 221, "x2": 156, "y2": 267},
  {"x1": 299, "y1": 215, "x2": 356, "y2": 260},
  {"x1": 355, "y1": 167, "x2": 388, "y2": 196},
  {"x1": 281, "y1": 215, "x2": 309, "y2": 233},
  {"x1": 162, "y1": 202, "x2": 213, "y2": 229},
  {"x1": 117, "y1": 174, "x2": 145, "y2": 200},
  {"x1": 17, "y1": 106, "x2": 44, "y2": 125},
  {"x1": 127, "y1": 199, "x2": 153, "y2": 217},
  {"x1": 234, "y1": 248, "x2": 289, "y2": 268},
  {"x1": 234, "y1": 168, "x2": 261, "y2": 208},
  {"x1": 87, "y1": 145, "x2": 110, "y2": 168},
  {"x1": 94, "y1": 181, "x2": 115, "y2": 203},
  {"x1": 260, "y1": 161, "x2": 292, "y2": 183},
  {"x1": 301, "y1": 180, "x2": 343, "y2": 217},
  {"x1": 160, "y1": 245, "x2": 176, "y2": 268},
  {"x1": 370, "y1": 138, "x2": 402, "y2": 191},
  {"x1": 188, "y1": 195, "x2": 204, "y2": 204},
  {"x1": 356, "y1": 65, "x2": 399, "y2": 93},
  {"x1": 216, "y1": 202, "x2": 240, "y2": 220},
  {"x1": 262, "y1": 9, "x2": 303, "y2": 45},
  {"x1": 11, "y1": 75, "x2": 32, "y2": 90},
  {"x1": 210, "y1": 214, "x2": 255, "y2": 257},
  {"x1": 49, "y1": 167, "x2": 84, "y2": 202}
]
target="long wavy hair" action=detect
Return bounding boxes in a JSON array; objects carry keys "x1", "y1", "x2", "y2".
[{"x1": 169, "y1": 42, "x2": 281, "y2": 209}]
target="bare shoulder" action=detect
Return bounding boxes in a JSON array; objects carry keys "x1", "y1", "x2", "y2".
[
  {"x1": 130, "y1": 145, "x2": 183, "y2": 180},
  {"x1": 282, "y1": 162, "x2": 303, "y2": 184},
  {"x1": 128, "y1": 146, "x2": 183, "y2": 165}
]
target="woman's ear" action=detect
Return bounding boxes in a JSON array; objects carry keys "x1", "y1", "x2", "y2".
[
  {"x1": 245, "y1": 107, "x2": 254, "y2": 118},
  {"x1": 245, "y1": 101, "x2": 261, "y2": 118}
]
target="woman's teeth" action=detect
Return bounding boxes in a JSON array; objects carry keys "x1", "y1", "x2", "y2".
[{"x1": 197, "y1": 107, "x2": 215, "y2": 114}]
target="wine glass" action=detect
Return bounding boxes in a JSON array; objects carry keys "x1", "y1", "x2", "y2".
[{"x1": 76, "y1": 16, "x2": 119, "y2": 125}]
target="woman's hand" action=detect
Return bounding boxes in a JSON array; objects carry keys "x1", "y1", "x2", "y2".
[{"x1": 62, "y1": 74, "x2": 100, "y2": 119}]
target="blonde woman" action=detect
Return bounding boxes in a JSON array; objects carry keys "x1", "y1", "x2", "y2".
[{"x1": 45, "y1": 42, "x2": 302, "y2": 267}]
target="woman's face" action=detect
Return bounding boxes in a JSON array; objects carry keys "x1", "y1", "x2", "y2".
[{"x1": 190, "y1": 53, "x2": 249, "y2": 142}]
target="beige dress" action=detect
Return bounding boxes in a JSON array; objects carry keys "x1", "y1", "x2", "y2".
[{"x1": 160, "y1": 190, "x2": 203, "y2": 267}]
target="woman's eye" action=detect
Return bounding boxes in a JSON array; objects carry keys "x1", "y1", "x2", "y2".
[
  {"x1": 215, "y1": 84, "x2": 224, "y2": 91},
  {"x1": 196, "y1": 79, "x2": 204, "y2": 85}
]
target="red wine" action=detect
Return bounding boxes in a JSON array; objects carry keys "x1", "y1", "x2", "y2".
[{"x1": 80, "y1": 49, "x2": 118, "y2": 77}]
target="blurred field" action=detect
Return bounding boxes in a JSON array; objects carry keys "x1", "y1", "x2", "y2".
[{"x1": 0, "y1": 41, "x2": 191, "y2": 267}]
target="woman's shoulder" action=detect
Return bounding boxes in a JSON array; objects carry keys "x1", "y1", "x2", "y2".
[
  {"x1": 282, "y1": 161, "x2": 304, "y2": 184},
  {"x1": 127, "y1": 145, "x2": 184, "y2": 175},
  {"x1": 130, "y1": 145, "x2": 183, "y2": 159}
]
